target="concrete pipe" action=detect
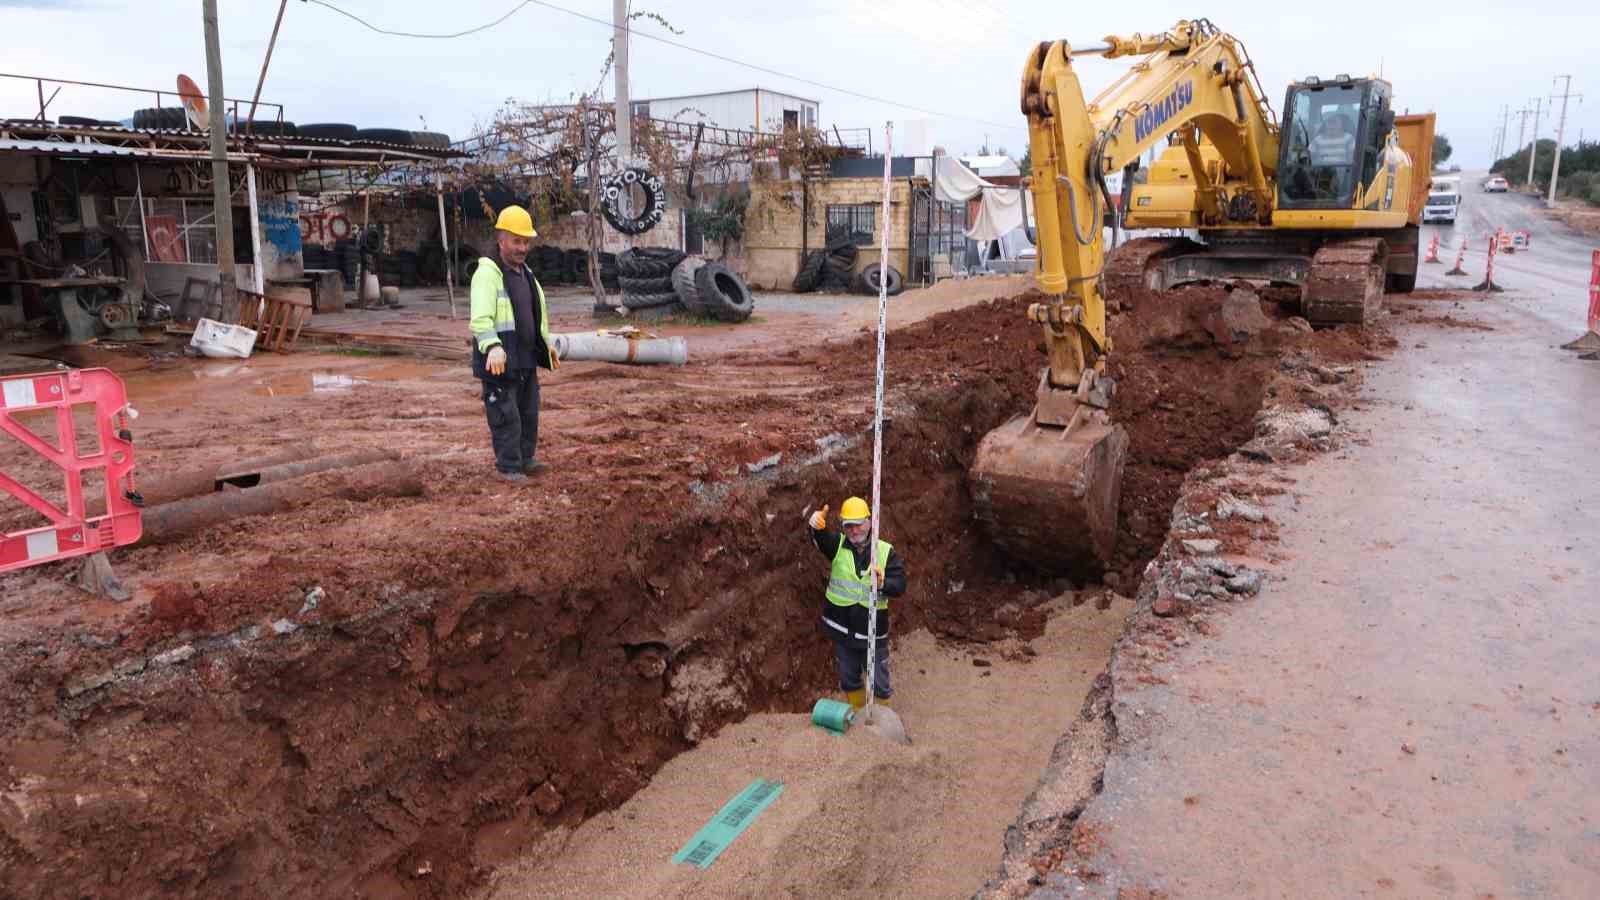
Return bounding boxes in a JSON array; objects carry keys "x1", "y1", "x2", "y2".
[
  {"x1": 88, "y1": 447, "x2": 322, "y2": 515},
  {"x1": 138, "y1": 462, "x2": 423, "y2": 545},
  {"x1": 215, "y1": 448, "x2": 399, "y2": 489},
  {"x1": 551, "y1": 332, "x2": 688, "y2": 366}
]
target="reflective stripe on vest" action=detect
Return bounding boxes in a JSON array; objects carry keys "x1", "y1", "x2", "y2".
[
  {"x1": 473, "y1": 258, "x2": 551, "y2": 346},
  {"x1": 824, "y1": 538, "x2": 891, "y2": 609}
]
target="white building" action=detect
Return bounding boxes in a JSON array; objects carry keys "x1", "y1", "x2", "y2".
[{"x1": 634, "y1": 88, "x2": 818, "y2": 135}]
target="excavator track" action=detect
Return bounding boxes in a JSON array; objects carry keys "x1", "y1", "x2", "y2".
[
  {"x1": 1103, "y1": 237, "x2": 1202, "y2": 305},
  {"x1": 1302, "y1": 237, "x2": 1387, "y2": 325}
]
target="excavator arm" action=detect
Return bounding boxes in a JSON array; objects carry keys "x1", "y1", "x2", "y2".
[
  {"x1": 1023, "y1": 19, "x2": 1277, "y2": 385},
  {"x1": 971, "y1": 20, "x2": 1280, "y2": 575}
]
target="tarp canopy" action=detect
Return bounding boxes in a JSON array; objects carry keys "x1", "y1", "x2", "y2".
[{"x1": 933, "y1": 155, "x2": 1024, "y2": 244}]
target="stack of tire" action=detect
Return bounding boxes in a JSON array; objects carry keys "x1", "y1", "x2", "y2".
[
  {"x1": 792, "y1": 241, "x2": 904, "y2": 298},
  {"x1": 529, "y1": 246, "x2": 568, "y2": 284},
  {"x1": 792, "y1": 238, "x2": 860, "y2": 293},
  {"x1": 683, "y1": 258, "x2": 755, "y2": 323},
  {"x1": 853, "y1": 263, "x2": 904, "y2": 297},
  {"x1": 393, "y1": 250, "x2": 420, "y2": 288},
  {"x1": 614, "y1": 250, "x2": 754, "y2": 322},
  {"x1": 564, "y1": 248, "x2": 620, "y2": 292},
  {"x1": 302, "y1": 244, "x2": 337, "y2": 271},
  {"x1": 617, "y1": 248, "x2": 686, "y2": 313},
  {"x1": 334, "y1": 238, "x2": 361, "y2": 288}
]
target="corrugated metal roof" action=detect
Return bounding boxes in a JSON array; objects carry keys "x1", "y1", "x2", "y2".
[
  {"x1": 0, "y1": 138, "x2": 204, "y2": 159},
  {"x1": 0, "y1": 122, "x2": 462, "y2": 160}
]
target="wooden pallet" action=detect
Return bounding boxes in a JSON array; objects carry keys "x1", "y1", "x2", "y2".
[{"x1": 239, "y1": 290, "x2": 311, "y2": 352}]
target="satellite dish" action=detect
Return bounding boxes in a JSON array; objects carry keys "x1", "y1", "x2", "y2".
[{"x1": 176, "y1": 74, "x2": 208, "y2": 131}]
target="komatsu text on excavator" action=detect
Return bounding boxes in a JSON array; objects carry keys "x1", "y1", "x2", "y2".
[{"x1": 970, "y1": 19, "x2": 1434, "y2": 574}]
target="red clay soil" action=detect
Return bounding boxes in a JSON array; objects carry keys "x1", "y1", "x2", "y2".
[{"x1": 0, "y1": 284, "x2": 1387, "y2": 899}]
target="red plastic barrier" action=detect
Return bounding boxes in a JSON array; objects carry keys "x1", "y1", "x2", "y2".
[
  {"x1": 1, "y1": 368, "x2": 141, "y2": 572},
  {"x1": 1590, "y1": 250, "x2": 1599, "y2": 334}
]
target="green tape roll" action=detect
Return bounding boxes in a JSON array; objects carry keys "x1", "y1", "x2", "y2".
[{"x1": 811, "y1": 698, "x2": 854, "y2": 733}]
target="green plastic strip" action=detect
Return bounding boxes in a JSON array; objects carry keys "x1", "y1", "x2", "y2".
[{"x1": 671, "y1": 777, "x2": 785, "y2": 869}]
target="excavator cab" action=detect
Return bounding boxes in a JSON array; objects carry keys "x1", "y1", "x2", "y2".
[{"x1": 1278, "y1": 76, "x2": 1395, "y2": 209}]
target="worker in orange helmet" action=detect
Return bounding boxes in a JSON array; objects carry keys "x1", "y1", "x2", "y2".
[{"x1": 808, "y1": 496, "x2": 907, "y2": 709}]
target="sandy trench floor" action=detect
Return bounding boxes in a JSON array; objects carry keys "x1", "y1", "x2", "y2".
[{"x1": 479, "y1": 594, "x2": 1133, "y2": 899}]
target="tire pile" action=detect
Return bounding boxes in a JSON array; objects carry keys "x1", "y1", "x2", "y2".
[
  {"x1": 792, "y1": 238, "x2": 904, "y2": 297},
  {"x1": 527, "y1": 247, "x2": 619, "y2": 291},
  {"x1": 127, "y1": 112, "x2": 452, "y2": 149},
  {"x1": 618, "y1": 249, "x2": 753, "y2": 322}
]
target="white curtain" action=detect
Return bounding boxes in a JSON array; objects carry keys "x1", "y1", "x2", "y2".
[{"x1": 933, "y1": 155, "x2": 1025, "y2": 245}]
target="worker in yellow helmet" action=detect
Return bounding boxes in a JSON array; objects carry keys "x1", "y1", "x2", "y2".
[
  {"x1": 470, "y1": 205, "x2": 558, "y2": 484},
  {"x1": 808, "y1": 496, "x2": 907, "y2": 709}
]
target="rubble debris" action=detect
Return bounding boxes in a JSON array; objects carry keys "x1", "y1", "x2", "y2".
[
  {"x1": 1216, "y1": 495, "x2": 1267, "y2": 522},
  {"x1": 1226, "y1": 571, "x2": 1264, "y2": 595},
  {"x1": 1206, "y1": 288, "x2": 1274, "y2": 344},
  {"x1": 152, "y1": 644, "x2": 196, "y2": 667},
  {"x1": 747, "y1": 453, "x2": 782, "y2": 474}
]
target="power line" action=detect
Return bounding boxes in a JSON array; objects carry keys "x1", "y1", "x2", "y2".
[
  {"x1": 302, "y1": 0, "x2": 1026, "y2": 132},
  {"x1": 301, "y1": 0, "x2": 536, "y2": 40}
]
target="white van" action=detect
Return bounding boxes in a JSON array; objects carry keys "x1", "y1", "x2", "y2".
[{"x1": 1423, "y1": 176, "x2": 1461, "y2": 225}]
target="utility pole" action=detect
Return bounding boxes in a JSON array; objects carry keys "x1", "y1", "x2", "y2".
[
  {"x1": 202, "y1": 0, "x2": 238, "y2": 322},
  {"x1": 1498, "y1": 104, "x2": 1510, "y2": 160},
  {"x1": 613, "y1": 0, "x2": 630, "y2": 166},
  {"x1": 1526, "y1": 98, "x2": 1542, "y2": 189},
  {"x1": 1514, "y1": 105, "x2": 1531, "y2": 165},
  {"x1": 1547, "y1": 75, "x2": 1583, "y2": 205}
]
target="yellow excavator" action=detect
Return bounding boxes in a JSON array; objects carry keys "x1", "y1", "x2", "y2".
[{"x1": 970, "y1": 19, "x2": 1434, "y2": 573}]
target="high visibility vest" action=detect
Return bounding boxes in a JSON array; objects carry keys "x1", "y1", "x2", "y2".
[
  {"x1": 825, "y1": 539, "x2": 892, "y2": 610},
  {"x1": 469, "y1": 257, "x2": 551, "y2": 354}
]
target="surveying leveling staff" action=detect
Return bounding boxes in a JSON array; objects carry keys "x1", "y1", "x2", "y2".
[
  {"x1": 808, "y1": 496, "x2": 907, "y2": 709},
  {"x1": 470, "y1": 205, "x2": 558, "y2": 483}
]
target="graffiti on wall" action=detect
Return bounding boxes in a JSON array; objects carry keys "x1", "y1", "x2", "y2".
[{"x1": 298, "y1": 208, "x2": 355, "y2": 246}]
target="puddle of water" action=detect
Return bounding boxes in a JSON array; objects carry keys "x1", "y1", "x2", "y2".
[
  {"x1": 252, "y1": 373, "x2": 367, "y2": 397},
  {"x1": 84, "y1": 352, "x2": 452, "y2": 405}
]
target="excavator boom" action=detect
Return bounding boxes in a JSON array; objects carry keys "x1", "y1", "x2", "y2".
[{"x1": 970, "y1": 19, "x2": 1427, "y2": 575}]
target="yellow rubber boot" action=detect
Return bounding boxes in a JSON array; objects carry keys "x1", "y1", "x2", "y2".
[
  {"x1": 877, "y1": 696, "x2": 891, "y2": 708},
  {"x1": 846, "y1": 689, "x2": 866, "y2": 710}
]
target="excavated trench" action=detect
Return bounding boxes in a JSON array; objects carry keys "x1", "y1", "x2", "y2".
[{"x1": 0, "y1": 285, "x2": 1347, "y2": 899}]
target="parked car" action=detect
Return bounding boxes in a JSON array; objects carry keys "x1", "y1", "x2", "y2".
[{"x1": 1483, "y1": 176, "x2": 1509, "y2": 192}]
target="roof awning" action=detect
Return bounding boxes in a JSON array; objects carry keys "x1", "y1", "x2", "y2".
[
  {"x1": 0, "y1": 137, "x2": 254, "y2": 162},
  {"x1": 0, "y1": 122, "x2": 463, "y2": 169}
]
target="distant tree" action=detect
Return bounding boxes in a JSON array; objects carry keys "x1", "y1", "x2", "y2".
[
  {"x1": 1433, "y1": 133, "x2": 1453, "y2": 164},
  {"x1": 1019, "y1": 146, "x2": 1031, "y2": 177}
]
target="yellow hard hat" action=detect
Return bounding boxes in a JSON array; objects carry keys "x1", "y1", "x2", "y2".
[
  {"x1": 494, "y1": 204, "x2": 536, "y2": 238},
  {"x1": 839, "y1": 496, "x2": 871, "y2": 523}
]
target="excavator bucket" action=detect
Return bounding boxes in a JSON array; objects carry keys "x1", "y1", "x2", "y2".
[{"x1": 969, "y1": 414, "x2": 1128, "y2": 576}]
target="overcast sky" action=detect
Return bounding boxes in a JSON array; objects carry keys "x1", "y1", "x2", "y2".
[{"x1": 2, "y1": 0, "x2": 1594, "y2": 171}]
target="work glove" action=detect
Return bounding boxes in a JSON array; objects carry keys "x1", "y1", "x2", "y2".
[
  {"x1": 547, "y1": 340, "x2": 560, "y2": 371},
  {"x1": 486, "y1": 345, "x2": 507, "y2": 376},
  {"x1": 808, "y1": 504, "x2": 829, "y2": 530},
  {"x1": 871, "y1": 566, "x2": 884, "y2": 588}
]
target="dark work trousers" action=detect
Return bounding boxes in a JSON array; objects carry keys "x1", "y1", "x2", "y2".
[
  {"x1": 482, "y1": 371, "x2": 539, "y2": 473},
  {"x1": 832, "y1": 636, "x2": 892, "y2": 699}
]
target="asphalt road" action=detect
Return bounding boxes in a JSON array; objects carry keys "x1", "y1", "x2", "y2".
[
  {"x1": 1423, "y1": 171, "x2": 1596, "y2": 330},
  {"x1": 1055, "y1": 187, "x2": 1600, "y2": 897}
]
